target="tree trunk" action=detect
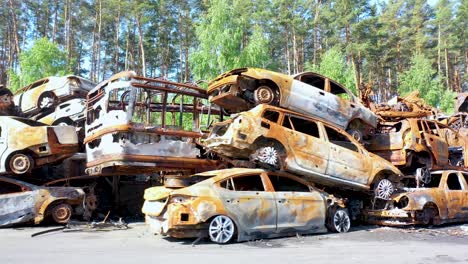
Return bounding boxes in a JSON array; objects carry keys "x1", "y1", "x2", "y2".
[
  {"x1": 136, "y1": 15, "x2": 146, "y2": 77},
  {"x1": 444, "y1": 45, "x2": 450, "y2": 90},
  {"x1": 115, "y1": 2, "x2": 121, "y2": 72},
  {"x1": 313, "y1": 0, "x2": 321, "y2": 67},
  {"x1": 8, "y1": 0, "x2": 21, "y2": 58}
]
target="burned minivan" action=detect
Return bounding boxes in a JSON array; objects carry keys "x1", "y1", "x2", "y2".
[{"x1": 84, "y1": 71, "x2": 222, "y2": 175}]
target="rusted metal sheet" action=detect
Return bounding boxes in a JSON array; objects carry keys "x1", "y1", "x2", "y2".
[
  {"x1": 0, "y1": 176, "x2": 85, "y2": 226},
  {"x1": 204, "y1": 104, "x2": 403, "y2": 200},
  {"x1": 13, "y1": 75, "x2": 95, "y2": 116},
  {"x1": 367, "y1": 118, "x2": 467, "y2": 170},
  {"x1": 142, "y1": 168, "x2": 349, "y2": 243},
  {"x1": 207, "y1": 68, "x2": 378, "y2": 139},
  {"x1": 373, "y1": 91, "x2": 436, "y2": 120},
  {"x1": 84, "y1": 71, "x2": 222, "y2": 175},
  {"x1": 456, "y1": 93, "x2": 467, "y2": 113},
  {"x1": 0, "y1": 116, "x2": 78, "y2": 175},
  {"x1": 364, "y1": 170, "x2": 468, "y2": 226}
]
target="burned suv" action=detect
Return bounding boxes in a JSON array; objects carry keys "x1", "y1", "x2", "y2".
[
  {"x1": 207, "y1": 68, "x2": 378, "y2": 141},
  {"x1": 204, "y1": 104, "x2": 402, "y2": 199}
]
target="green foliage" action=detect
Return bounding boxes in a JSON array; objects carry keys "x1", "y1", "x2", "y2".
[
  {"x1": 305, "y1": 47, "x2": 356, "y2": 94},
  {"x1": 398, "y1": 53, "x2": 453, "y2": 113},
  {"x1": 190, "y1": 0, "x2": 269, "y2": 81},
  {"x1": 9, "y1": 38, "x2": 70, "y2": 92}
]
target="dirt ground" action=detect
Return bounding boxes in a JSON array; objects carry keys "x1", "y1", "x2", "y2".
[{"x1": 1, "y1": 222, "x2": 467, "y2": 264}]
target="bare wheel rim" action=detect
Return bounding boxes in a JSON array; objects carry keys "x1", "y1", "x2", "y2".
[
  {"x1": 39, "y1": 96, "x2": 55, "y2": 108},
  {"x1": 52, "y1": 204, "x2": 72, "y2": 223},
  {"x1": 209, "y1": 215, "x2": 235, "y2": 244},
  {"x1": 256, "y1": 146, "x2": 278, "y2": 166},
  {"x1": 333, "y1": 210, "x2": 351, "y2": 233},
  {"x1": 254, "y1": 86, "x2": 274, "y2": 104},
  {"x1": 10, "y1": 154, "x2": 31, "y2": 174},
  {"x1": 375, "y1": 179, "x2": 394, "y2": 200}
]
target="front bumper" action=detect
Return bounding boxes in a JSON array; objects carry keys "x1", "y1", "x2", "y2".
[{"x1": 363, "y1": 209, "x2": 418, "y2": 226}]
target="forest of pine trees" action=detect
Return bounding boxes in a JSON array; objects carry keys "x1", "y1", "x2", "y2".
[{"x1": 0, "y1": 0, "x2": 466, "y2": 112}]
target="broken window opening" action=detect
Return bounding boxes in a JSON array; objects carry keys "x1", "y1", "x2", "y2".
[
  {"x1": 0, "y1": 181, "x2": 23, "y2": 194},
  {"x1": 324, "y1": 126, "x2": 359, "y2": 152},
  {"x1": 268, "y1": 175, "x2": 310, "y2": 192},
  {"x1": 220, "y1": 175, "x2": 265, "y2": 192},
  {"x1": 426, "y1": 174, "x2": 442, "y2": 188},
  {"x1": 447, "y1": 173, "x2": 462, "y2": 190},
  {"x1": 262, "y1": 110, "x2": 280, "y2": 123},
  {"x1": 289, "y1": 116, "x2": 320, "y2": 138}
]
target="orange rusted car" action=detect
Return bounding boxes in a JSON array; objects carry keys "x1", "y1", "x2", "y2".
[
  {"x1": 142, "y1": 168, "x2": 350, "y2": 243},
  {"x1": 207, "y1": 68, "x2": 378, "y2": 141},
  {"x1": 204, "y1": 104, "x2": 403, "y2": 200},
  {"x1": 364, "y1": 170, "x2": 468, "y2": 226}
]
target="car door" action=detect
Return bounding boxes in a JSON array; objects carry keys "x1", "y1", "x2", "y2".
[
  {"x1": 459, "y1": 172, "x2": 468, "y2": 217},
  {"x1": 0, "y1": 179, "x2": 37, "y2": 226},
  {"x1": 444, "y1": 172, "x2": 465, "y2": 220},
  {"x1": 323, "y1": 124, "x2": 370, "y2": 185},
  {"x1": 420, "y1": 120, "x2": 449, "y2": 166},
  {"x1": 282, "y1": 114, "x2": 329, "y2": 175},
  {"x1": 216, "y1": 173, "x2": 277, "y2": 235},
  {"x1": 266, "y1": 173, "x2": 326, "y2": 234}
]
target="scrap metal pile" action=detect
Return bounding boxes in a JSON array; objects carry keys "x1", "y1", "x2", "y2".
[{"x1": 0, "y1": 68, "x2": 466, "y2": 244}]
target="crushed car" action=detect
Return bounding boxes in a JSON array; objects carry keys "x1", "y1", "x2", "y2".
[
  {"x1": 373, "y1": 91, "x2": 436, "y2": 121},
  {"x1": 142, "y1": 168, "x2": 350, "y2": 244},
  {"x1": 367, "y1": 118, "x2": 467, "y2": 171},
  {"x1": 0, "y1": 116, "x2": 78, "y2": 175},
  {"x1": 0, "y1": 176, "x2": 85, "y2": 226},
  {"x1": 13, "y1": 75, "x2": 95, "y2": 115},
  {"x1": 364, "y1": 170, "x2": 468, "y2": 226},
  {"x1": 207, "y1": 68, "x2": 378, "y2": 141},
  {"x1": 84, "y1": 71, "x2": 221, "y2": 175},
  {"x1": 204, "y1": 104, "x2": 403, "y2": 200}
]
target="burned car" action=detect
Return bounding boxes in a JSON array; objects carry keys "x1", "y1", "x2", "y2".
[
  {"x1": 14, "y1": 75, "x2": 95, "y2": 115},
  {"x1": 0, "y1": 116, "x2": 78, "y2": 175},
  {"x1": 85, "y1": 71, "x2": 221, "y2": 175},
  {"x1": 142, "y1": 168, "x2": 350, "y2": 244},
  {"x1": 204, "y1": 104, "x2": 403, "y2": 200},
  {"x1": 367, "y1": 118, "x2": 467, "y2": 171},
  {"x1": 0, "y1": 176, "x2": 85, "y2": 226},
  {"x1": 364, "y1": 170, "x2": 468, "y2": 226},
  {"x1": 207, "y1": 68, "x2": 378, "y2": 140},
  {"x1": 34, "y1": 98, "x2": 86, "y2": 126},
  {"x1": 373, "y1": 91, "x2": 436, "y2": 121}
]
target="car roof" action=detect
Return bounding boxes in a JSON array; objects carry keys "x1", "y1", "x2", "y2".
[{"x1": 0, "y1": 176, "x2": 37, "y2": 189}]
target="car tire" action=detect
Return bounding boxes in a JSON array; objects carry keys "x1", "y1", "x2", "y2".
[
  {"x1": 253, "y1": 85, "x2": 276, "y2": 105},
  {"x1": 208, "y1": 215, "x2": 236, "y2": 244},
  {"x1": 346, "y1": 128, "x2": 363, "y2": 143},
  {"x1": 251, "y1": 145, "x2": 283, "y2": 170},
  {"x1": 8, "y1": 153, "x2": 34, "y2": 175},
  {"x1": 38, "y1": 93, "x2": 57, "y2": 110},
  {"x1": 51, "y1": 203, "x2": 72, "y2": 224},
  {"x1": 326, "y1": 207, "x2": 351, "y2": 233},
  {"x1": 374, "y1": 178, "x2": 395, "y2": 200}
]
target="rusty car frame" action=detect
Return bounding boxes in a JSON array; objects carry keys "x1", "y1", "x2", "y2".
[
  {"x1": 364, "y1": 170, "x2": 468, "y2": 226},
  {"x1": 0, "y1": 116, "x2": 78, "y2": 175},
  {"x1": 84, "y1": 71, "x2": 222, "y2": 175},
  {"x1": 207, "y1": 68, "x2": 378, "y2": 141},
  {"x1": 142, "y1": 168, "x2": 350, "y2": 243},
  {"x1": 13, "y1": 75, "x2": 95, "y2": 115},
  {"x1": 0, "y1": 176, "x2": 85, "y2": 226},
  {"x1": 204, "y1": 104, "x2": 403, "y2": 200}
]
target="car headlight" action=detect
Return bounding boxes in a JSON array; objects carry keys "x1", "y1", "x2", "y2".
[{"x1": 394, "y1": 196, "x2": 409, "y2": 209}]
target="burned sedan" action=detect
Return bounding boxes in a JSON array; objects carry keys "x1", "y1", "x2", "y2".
[
  {"x1": 0, "y1": 176, "x2": 85, "y2": 226},
  {"x1": 364, "y1": 170, "x2": 468, "y2": 226},
  {"x1": 204, "y1": 104, "x2": 403, "y2": 200},
  {"x1": 0, "y1": 116, "x2": 78, "y2": 175},
  {"x1": 207, "y1": 68, "x2": 378, "y2": 140},
  {"x1": 142, "y1": 168, "x2": 350, "y2": 244},
  {"x1": 13, "y1": 75, "x2": 95, "y2": 115},
  {"x1": 34, "y1": 98, "x2": 86, "y2": 126}
]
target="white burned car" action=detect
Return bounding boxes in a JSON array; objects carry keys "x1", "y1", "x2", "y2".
[{"x1": 0, "y1": 117, "x2": 78, "y2": 175}]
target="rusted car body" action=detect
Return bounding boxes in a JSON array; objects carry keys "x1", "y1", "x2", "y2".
[
  {"x1": 0, "y1": 116, "x2": 78, "y2": 175},
  {"x1": 364, "y1": 170, "x2": 468, "y2": 226},
  {"x1": 34, "y1": 98, "x2": 86, "y2": 126},
  {"x1": 207, "y1": 68, "x2": 378, "y2": 140},
  {"x1": 367, "y1": 118, "x2": 467, "y2": 171},
  {"x1": 84, "y1": 71, "x2": 221, "y2": 175},
  {"x1": 204, "y1": 104, "x2": 402, "y2": 199},
  {"x1": 373, "y1": 91, "x2": 436, "y2": 120},
  {"x1": 142, "y1": 168, "x2": 350, "y2": 243},
  {"x1": 0, "y1": 176, "x2": 85, "y2": 226},
  {"x1": 13, "y1": 75, "x2": 95, "y2": 115}
]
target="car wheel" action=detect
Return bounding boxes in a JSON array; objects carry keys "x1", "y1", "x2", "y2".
[
  {"x1": 374, "y1": 178, "x2": 395, "y2": 200},
  {"x1": 51, "y1": 203, "x2": 72, "y2": 224},
  {"x1": 38, "y1": 93, "x2": 57, "y2": 109},
  {"x1": 346, "y1": 128, "x2": 363, "y2": 143},
  {"x1": 253, "y1": 85, "x2": 276, "y2": 105},
  {"x1": 208, "y1": 215, "x2": 236, "y2": 244},
  {"x1": 9, "y1": 153, "x2": 34, "y2": 175},
  {"x1": 327, "y1": 207, "x2": 351, "y2": 233},
  {"x1": 251, "y1": 145, "x2": 282, "y2": 170}
]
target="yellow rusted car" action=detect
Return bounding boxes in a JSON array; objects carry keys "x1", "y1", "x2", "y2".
[
  {"x1": 13, "y1": 75, "x2": 95, "y2": 115},
  {"x1": 208, "y1": 68, "x2": 378, "y2": 140},
  {"x1": 0, "y1": 116, "x2": 78, "y2": 175},
  {"x1": 204, "y1": 104, "x2": 403, "y2": 200},
  {"x1": 142, "y1": 168, "x2": 350, "y2": 244},
  {"x1": 0, "y1": 176, "x2": 85, "y2": 226},
  {"x1": 364, "y1": 170, "x2": 468, "y2": 226}
]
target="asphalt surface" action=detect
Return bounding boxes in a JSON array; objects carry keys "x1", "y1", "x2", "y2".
[{"x1": 1, "y1": 222, "x2": 467, "y2": 264}]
